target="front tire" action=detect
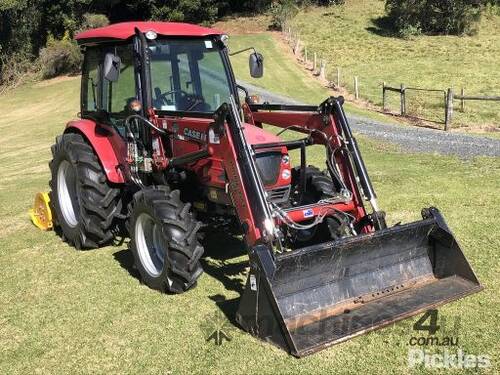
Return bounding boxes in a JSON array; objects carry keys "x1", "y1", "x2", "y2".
[
  {"x1": 129, "y1": 187, "x2": 204, "y2": 293},
  {"x1": 49, "y1": 133, "x2": 122, "y2": 249}
]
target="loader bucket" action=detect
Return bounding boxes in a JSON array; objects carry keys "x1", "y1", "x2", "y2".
[{"x1": 236, "y1": 208, "x2": 482, "y2": 357}]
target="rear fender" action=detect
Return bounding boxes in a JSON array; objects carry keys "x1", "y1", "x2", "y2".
[{"x1": 65, "y1": 119, "x2": 127, "y2": 183}]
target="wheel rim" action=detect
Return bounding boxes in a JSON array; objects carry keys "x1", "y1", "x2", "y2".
[
  {"x1": 57, "y1": 160, "x2": 79, "y2": 228},
  {"x1": 135, "y1": 213, "x2": 167, "y2": 277}
]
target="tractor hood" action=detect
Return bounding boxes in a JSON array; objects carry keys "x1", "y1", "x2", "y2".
[{"x1": 242, "y1": 124, "x2": 283, "y2": 146}]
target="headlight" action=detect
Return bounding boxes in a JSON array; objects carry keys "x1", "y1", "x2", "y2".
[{"x1": 145, "y1": 30, "x2": 157, "y2": 40}]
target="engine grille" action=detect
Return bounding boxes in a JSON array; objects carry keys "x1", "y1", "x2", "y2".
[
  {"x1": 267, "y1": 186, "x2": 291, "y2": 204},
  {"x1": 255, "y1": 152, "x2": 282, "y2": 186}
]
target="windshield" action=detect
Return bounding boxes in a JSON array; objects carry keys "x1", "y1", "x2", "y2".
[{"x1": 148, "y1": 39, "x2": 232, "y2": 113}]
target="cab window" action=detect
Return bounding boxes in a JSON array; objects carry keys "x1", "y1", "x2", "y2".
[
  {"x1": 102, "y1": 44, "x2": 136, "y2": 117},
  {"x1": 149, "y1": 39, "x2": 231, "y2": 112},
  {"x1": 81, "y1": 47, "x2": 101, "y2": 112},
  {"x1": 81, "y1": 44, "x2": 136, "y2": 124}
]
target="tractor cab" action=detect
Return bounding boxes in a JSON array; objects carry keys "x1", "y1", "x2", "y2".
[{"x1": 77, "y1": 22, "x2": 261, "y2": 123}]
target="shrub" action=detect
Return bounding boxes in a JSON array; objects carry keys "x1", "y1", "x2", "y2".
[
  {"x1": 0, "y1": 51, "x2": 35, "y2": 91},
  {"x1": 38, "y1": 33, "x2": 82, "y2": 79},
  {"x1": 398, "y1": 23, "x2": 422, "y2": 39},
  {"x1": 269, "y1": 0, "x2": 300, "y2": 30},
  {"x1": 80, "y1": 13, "x2": 110, "y2": 31},
  {"x1": 385, "y1": 0, "x2": 482, "y2": 36},
  {"x1": 483, "y1": 2, "x2": 500, "y2": 17},
  {"x1": 314, "y1": 0, "x2": 345, "y2": 5},
  {"x1": 151, "y1": 1, "x2": 220, "y2": 24},
  {"x1": 151, "y1": 5, "x2": 185, "y2": 22}
]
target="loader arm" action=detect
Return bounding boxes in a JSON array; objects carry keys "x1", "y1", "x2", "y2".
[
  {"x1": 248, "y1": 97, "x2": 384, "y2": 231},
  {"x1": 214, "y1": 99, "x2": 276, "y2": 246}
]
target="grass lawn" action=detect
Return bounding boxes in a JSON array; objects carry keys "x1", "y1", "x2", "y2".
[
  {"x1": 228, "y1": 33, "x2": 397, "y2": 123},
  {"x1": 0, "y1": 37, "x2": 499, "y2": 373},
  {"x1": 288, "y1": 0, "x2": 500, "y2": 130}
]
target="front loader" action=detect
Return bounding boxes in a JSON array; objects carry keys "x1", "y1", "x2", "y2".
[{"x1": 38, "y1": 21, "x2": 481, "y2": 356}]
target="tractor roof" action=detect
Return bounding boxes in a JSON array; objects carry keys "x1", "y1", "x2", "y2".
[{"x1": 75, "y1": 21, "x2": 223, "y2": 44}]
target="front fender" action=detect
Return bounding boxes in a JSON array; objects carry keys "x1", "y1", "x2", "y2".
[{"x1": 65, "y1": 119, "x2": 127, "y2": 184}]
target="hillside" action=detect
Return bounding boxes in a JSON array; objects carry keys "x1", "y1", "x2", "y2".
[{"x1": 287, "y1": 0, "x2": 500, "y2": 129}]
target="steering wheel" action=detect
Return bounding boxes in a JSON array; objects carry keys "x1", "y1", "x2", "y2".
[
  {"x1": 157, "y1": 89, "x2": 190, "y2": 104},
  {"x1": 183, "y1": 94, "x2": 206, "y2": 111},
  {"x1": 155, "y1": 89, "x2": 205, "y2": 111}
]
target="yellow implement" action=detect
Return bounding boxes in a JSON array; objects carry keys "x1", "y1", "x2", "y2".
[{"x1": 29, "y1": 192, "x2": 53, "y2": 230}]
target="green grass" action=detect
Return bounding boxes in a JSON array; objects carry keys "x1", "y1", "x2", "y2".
[
  {"x1": 230, "y1": 34, "x2": 329, "y2": 103},
  {"x1": 228, "y1": 33, "x2": 396, "y2": 123},
  {"x1": 0, "y1": 42, "x2": 499, "y2": 373},
  {"x1": 289, "y1": 0, "x2": 500, "y2": 130}
]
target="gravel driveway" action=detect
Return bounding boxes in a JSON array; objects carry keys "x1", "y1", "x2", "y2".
[{"x1": 239, "y1": 81, "x2": 500, "y2": 158}]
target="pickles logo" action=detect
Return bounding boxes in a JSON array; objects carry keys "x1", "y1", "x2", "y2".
[
  {"x1": 408, "y1": 349, "x2": 491, "y2": 369},
  {"x1": 406, "y1": 310, "x2": 491, "y2": 369}
]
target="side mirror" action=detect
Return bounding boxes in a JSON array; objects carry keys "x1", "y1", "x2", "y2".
[
  {"x1": 103, "y1": 53, "x2": 121, "y2": 82},
  {"x1": 249, "y1": 52, "x2": 264, "y2": 78}
]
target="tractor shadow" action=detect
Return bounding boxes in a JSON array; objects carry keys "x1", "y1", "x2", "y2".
[
  {"x1": 200, "y1": 229, "x2": 249, "y2": 326},
  {"x1": 112, "y1": 240, "x2": 141, "y2": 280},
  {"x1": 112, "y1": 229, "x2": 249, "y2": 326}
]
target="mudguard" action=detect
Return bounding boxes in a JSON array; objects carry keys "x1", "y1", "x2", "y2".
[{"x1": 65, "y1": 119, "x2": 127, "y2": 183}]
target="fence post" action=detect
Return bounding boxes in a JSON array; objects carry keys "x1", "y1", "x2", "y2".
[
  {"x1": 293, "y1": 38, "x2": 300, "y2": 56},
  {"x1": 313, "y1": 52, "x2": 317, "y2": 72},
  {"x1": 319, "y1": 60, "x2": 326, "y2": 80},
  {"x1": 304, "y1": 46, "x2": 308, "y2": 64},
  {"x1": 449, "y1": 88, "x2": 454, "y2": 128},
  {"x1": 354, "y1": 76, "x2": 359, "y2": 99},
  {"x1": 336, "y1": 67, "x2": 341, "y2": 87},
  {"x1": 444, "y1": 88, "x2": 453, "y2": 131},
  {"x1": 400, "y1": 83, "x2": 406, "y2": 115},
  {"x1": 460, "y1": 88, "x2": 465, "y2": 112},
  {"x1": 382, "y1": 81, "x2": 386, "y2": 111}
]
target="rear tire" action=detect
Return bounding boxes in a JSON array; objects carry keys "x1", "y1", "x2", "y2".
[
  {"x1": 128, "y1": 187, "x2": 204, "y2": 293},
  {"x1": 49, "y1": 133, "x2": 122, "y2": 249}
]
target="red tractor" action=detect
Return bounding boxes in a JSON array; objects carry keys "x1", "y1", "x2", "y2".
[{"x1": 47, "y1": 22, "x2": 481, "y2": 356}]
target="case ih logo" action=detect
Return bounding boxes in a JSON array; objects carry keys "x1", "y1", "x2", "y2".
[{"x1": 184, "y1": 127, "x2": 206, "y2": 141}]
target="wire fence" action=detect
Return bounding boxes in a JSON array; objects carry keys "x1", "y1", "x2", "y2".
[{"x1": 282, "y1": 24, "x2": 500, "y2": 131}]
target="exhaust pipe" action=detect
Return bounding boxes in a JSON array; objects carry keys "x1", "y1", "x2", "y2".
[{"x1": 236, "y1": 207, "x2": 482, "y2": 357}]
